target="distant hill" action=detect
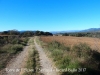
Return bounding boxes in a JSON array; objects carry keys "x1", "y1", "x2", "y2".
[
  {"x1": 81, "y1": 28, "x2": 100, "y2": 32},
  {"x1": 50, "y1": 30, "x2": 81, "y2": 34},
  {"x1": 1, "y1": 28, "x2": 100, "y2": 34},
  {"x1": 51, "y1": 28, "x2": 100, "y2": 34}
]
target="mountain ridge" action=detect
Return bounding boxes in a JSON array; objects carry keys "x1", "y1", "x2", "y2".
[{"x1": 50, "y1": 28, "x2": 100, "y2": 34}]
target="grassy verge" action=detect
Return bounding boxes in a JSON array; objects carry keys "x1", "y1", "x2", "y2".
[
  {"x1": 0, "y1": 44, "x2": 23, "y2": 70},
  {"x1": 23, "y1": 48, "x2": 41, "y2": 75},
  {"x1": 39, "y1": 37, "x2": 100, "y2": 75},
  {"x1": 23, "y1": 38, "x2": 41, "y2": 75},
  {"x1": 0, "y1": 37, "x2": 29, "y2": 70},
  {"x1": 35, "y1": 37, "x2": 41, "y2": 45}
]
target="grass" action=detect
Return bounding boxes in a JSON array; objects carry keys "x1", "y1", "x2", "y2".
[
  {"x1": 1, "y1": 44, "x2": 23, "y2": 54},
  {"x1": 23, "y1": 48, "x2": 40, "y2": 75},
  {"x1": 0, "y1": 53, "x2": 11, "y2": 70},
  {"x1": 23, "y1": 38, "x2": 41, "y2": 75},
  {"x1": 0, "y1": 44, "x2": 23, "y2": 70},
  {"x1": 40, "y1": 36, "x2": 100, "y2": 52},
  {"x1": 0, "y1": 37, "x2": 29, "y2": 70},
  {"x1": 47, "y1": 42, "x2": 81, "y2": 69},
  {"x1": 39, "y1": 36, "x2": 100, "y2": 75}
]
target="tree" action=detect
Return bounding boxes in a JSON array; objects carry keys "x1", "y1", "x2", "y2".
[{"x1": 8, "y1": 30, "x2": 20, "y2": 35}]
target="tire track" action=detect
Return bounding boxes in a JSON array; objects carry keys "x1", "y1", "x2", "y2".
[{"x1": 34, "y1": 37, "x2": 58, "y2": 75}]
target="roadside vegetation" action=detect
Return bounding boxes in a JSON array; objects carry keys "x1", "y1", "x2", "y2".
[
  {"x1": 40, "y1": 36, "x2": 100, "y2": 75},
  {"x1": 40, "y1": 36, "x2": 100, "y2": 51},
  {"x1": 0, "y1": 30, "x2": 52, "y2": 71},
  {"x1": 23, "y1": 48, "x2": 41, "y2": 75},
  {"x1": 0, "y1": 36, "x2": 29, "y2": 70},
  {"x1": 62, "y1": 32, "x2": 100, "y2": 38},
  {"x1": 23, "y1": 38, "x2": 41, "y2": 75}
]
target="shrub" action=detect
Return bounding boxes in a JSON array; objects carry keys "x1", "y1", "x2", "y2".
[
  {"x1": 21, "y1": 38, "x2": 29, "y2": 46},
  {"x1": 0, "y1": 63, "x2": 5, "y2": 69},
  {"x1": 11, "y1": 38, "x2": 19, "y2": 44},
  {"x1": 2, "y1": 44, "x2": 23, "y2": 54},
  {"x1": 11, "y1": 44, "x2": 23, "y2": 52}
]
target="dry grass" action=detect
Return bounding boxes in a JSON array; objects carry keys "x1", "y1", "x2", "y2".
[
  {"x1": 40, "y1": 36, "x2": 100, "y2": 75},
  {"x1": 40, "y1": 36, "x2": 100, "y2": 52}
]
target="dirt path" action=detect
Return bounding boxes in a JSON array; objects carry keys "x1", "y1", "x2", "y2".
[
  {"x1": 0, "y1": 39, "x2": 31, "y2": 75},
  {"x1": 34, "y1": 37, "x2": 58, "y2": 75},
  {"x1": 0, "y1": 37, "x2": 58, "y2": 75}
]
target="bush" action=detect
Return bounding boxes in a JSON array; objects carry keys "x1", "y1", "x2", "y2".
[
  {"x1": 11, "y1": 38, "x2": 19, "y2": 44},
  {"x1": 11, "y1": 44, "x2": 23, "y2": 52},
  {"x1": 21, "y1": 38, "x2": 29, "y2": 46},
  {"x1": 0, "y1": 63, "x2": 5, "y2": 69},
  {"x1": 2, "y1": 44, "x2": 23, "y2": 54}
]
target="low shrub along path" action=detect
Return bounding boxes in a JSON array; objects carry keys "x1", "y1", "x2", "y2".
[{"x1": 0, "y1": 39, "x2": 31, "y2": 75}]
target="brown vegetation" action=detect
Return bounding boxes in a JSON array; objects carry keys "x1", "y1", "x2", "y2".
[
  {"x1": 40, "y1": 36, "x2": 100, "y2": 52},
  {"x1": 40, "y1": 36, "x2": 100, "y2": 75}
]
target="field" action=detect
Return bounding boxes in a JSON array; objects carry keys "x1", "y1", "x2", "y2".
[
  {"x1": 40, "y1": 36, "x2": 100, "y2": 52},
  {"x1": 40, "y1": 36, "x2": 100, "y2": 75}
]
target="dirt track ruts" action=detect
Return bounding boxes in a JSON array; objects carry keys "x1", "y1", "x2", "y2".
[
  {"x1": 0, "y1": 37, "x2": 58, "y2": 75},
  {"x1": 34, "y1": 37, "x2": 58, "y2": 75}
]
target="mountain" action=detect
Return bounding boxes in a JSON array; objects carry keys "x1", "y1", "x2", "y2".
[
  {"x1": 81, "y1": 28, "x2": 100, "y2": 32},
  {"x1": 50, "y1": 28, "x2": 100, "y2": 34},
  {"x1": 50, "y1": 30, "x2": 81, "y2": 34}
]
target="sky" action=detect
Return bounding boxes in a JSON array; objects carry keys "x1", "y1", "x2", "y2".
[{"x1": 0, "y1": 0, "x2": 100, "y2": 31}]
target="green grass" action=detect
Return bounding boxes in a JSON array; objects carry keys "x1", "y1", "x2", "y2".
[
  {"x1": 0, "y1": 37, "x2": 29, "y2": 70},
  {"x1": 0, "y1": 44, "x2": 24, "y2": 70},
  {"x1": 23, "y1": 47, "x2": 41, "y2": 75},
  {"x1": 1, "y1": 44, "x2": 23, "y2": 54}
]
